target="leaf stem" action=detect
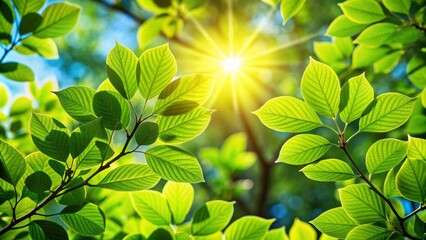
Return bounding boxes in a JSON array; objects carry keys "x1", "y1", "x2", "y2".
[
  {"x1": 345, "y1": 130, "x2": 360, "y2": 143},
  {"x1": 322, "y1": 124, "x2": 340, "y2": 136}
]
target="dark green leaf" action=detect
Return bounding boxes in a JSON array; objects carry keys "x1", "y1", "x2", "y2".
[
  {"x1": 93, "y1": 90, "x2": 130, "y2": 130},
  {"x1": 29, "y1": 220, "x2": 69, "y2": 240},
  {"x1": 135, "y1": 122, "x2": 159, "y2": 145},
  {"x1": 0, "y1": 62, "x2": 34, "y2": 82},
  {"x1": 13, "y1": 0, "x2": 46, "y2": 16},
  {"x1": 57, "y1": 178, "x2": 85, "y2": 206},
  {"x1": 19, "y1": 13, "x2": 42, "y2": 35},
  {"x1": 0, "y1": 1, "x2": 13, "y2": 23},
  {"x1": 25, "y1": 171, "x2": 51, "y2": 194},
  {"x1": 69, "y1": 118, "x2": 108, "y2": 158}
]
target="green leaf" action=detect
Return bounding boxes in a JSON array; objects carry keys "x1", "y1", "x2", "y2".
[
  {"x1": 0, "y1": 62, "x2": 34, "y2": 82},
  {"x1": 29, "y1": 220, "x2": 69, "y2": 240},
  {"x1": 34, "y1": 2, "x2": 81, "y2": 38},
  {"x1": 137, "y1": 16, "x2": 166, "y2": 48},
  {"x1": 157, "y1": 107, "x2": 213, "y2": 144},
  {"x1": 311, "y1": 207, "x2": 358, "y2": 238},
  {"x1": 30, "y1": 113, "x2": 70, "y2": 161},
  {"x1": 280, "y1": 0, "x2": 306, "y2": 24},
  {"x1": 0, "y1": 85, "x2": 8, "y2": 107},
  {"x1": 301, "y1": 58, "x2": 340, "y2": 118},
  {"x1": 16, "y1": 36, "x2": 58, "y2": 59},
  {"x1": 340, "y1": 184, "x2": 386, "y2": 223},
  {"x1": 25, "y1": 171, "x2": 51, "y2": 194},
  {"x1": 383, "y1": 0, "x2": 410, "y2": 14},
  {"x1": 93, "y1": 90, "x2": 130, "y2": 130},
  {"x1": 254, "y1": 96, "x2": 322, "y2": 133},
  {"x1": 124, "y1": 234, "x2": 147, "y2": 240},
  {"x1": 191, "y1": 200, "x2": 234, "y2": 236},
  {"x1": 76, "y1": 141, "x2": 113, "y2": 169},
  {"x1": 224, "y1": 216, "x2": 273, "y2": 240},
  {"x1": 154, "y1": 74, "x2": 213, "y2": 116},
  {"x1": 373, "y1": 50, "x2": 403, "y2": 74},
  {"x1": 13, "y1": 0, "x2": 45, "y2": 16},
  {"x1": 352, "y1": 45, "x2": 390, "y2": 69},
  {"x1": 139, "y1": 43, "x2": 177, "y2": 99},
  {"x1": 289, "y1": 218, "x2": 317, "y2": 240},
  {"x1": 422, "y1": 88, "x2": 426, "y2": 109},
  {"x1": 277, "y1": 134, "x2": 330, "y2": 165},
  {"x1": 96, "y1": 164, "x2": 160, "y2": 191},
  {"x1": 314, "y1": 42, "x2": 343, "y2": 64},
  {"x1": 69, "y1": 118, "x2": 108, "y2": 158},
  {"x1": 300, "y1": 159, "x2": 355, "y2": 182},
  {"x1": 359, "y1": 93, "x2": 416, "y2": 132},
  {"x1": 354, "y1": 23, "x2": 397, "y2": 47},
  {"x1": 0, "y1": 0, "x2": 13, "y2": 23},
  {"x1": 383, "y1": 168, "x2": 401, "y2": 198},
  {"x1": 407, "y1": 55, "x2": 426, "y2": 88},
  {"x1": 19, "y1": 12, "x2": 42, "y2": 35},
  {"x1": 60, "y1": 203, "x2": 105, "y2": 236},
  {"x1": 326, "y1": 15, "x2": 367, "y2": 37},
  {"x1": 135, "y1": 122, "x2": 159, "y2": 145},
  {"x1": 10, "y1": 96, "x2": 32, "y2": 116},
  {"x1": 131, "y1": 190, "x2": 171, "y2": 225},
  {"x1": 339, "y1": 0, "x2": 385, "y2": 24},
  {"x1": 25, "y1": 152, "x2": 62, "y2": 186},
  {"x1": 55, "y1": 86, "x2": 97, "y2": 123},
  {"x1": 346, "y1": 225, "x2": 392, "y2": 240},
  {"x1": 145, "y1": 145, "x2": 204, "y2": 183},
  {"x1": 366, "y1": 138, "x2": 408, "y2": 174},
  {"x1": 396, "y1": 159, "x2": 426, "y2": 203},
  {"x1": 0, "y1": 139, "x2": 26, "y2": 186},
  {"x1": 265, "y1": 227, "x2": 288, "y2": 240},
  {"x1": 162, "y1": 181, "x2": 193, "y2": 225},
  {"x1": 334, "y1": 37, "x2": 354, "y2": 58},
  {"x1": 106, "y1": 42, "x2": 138, "y2": 99},
  {"x1": 340, "y1": 73, "x2": 374, "y2": 123},
  {"x1": 408, "y1": 136, "x2": 426, "y2": 161},
  {"x1": 57, "y1": 177, "x2": 85, "y2": 206}
]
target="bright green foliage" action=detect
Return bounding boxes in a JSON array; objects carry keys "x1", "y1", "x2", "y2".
[
  {"x1": 289, "y1": 218, "x2": 317, "y2": 240},
  {"x1": 280, "y1": 0, "x2": 306, "y2": 24},
  {"x1": 60, "y1": 203, "x2": 105, "y2": 236},
  {"x1": 383, "y1": 0, "x2": 410, "y2": 14},
  {"x1": 311, "y1": 207, "x2": 357, "y2": 238},
  {"x1": 354, "y1": 23, "x2": 397, "y2": 47},
  {"x1": 224, "y1": 216, "x2": 273, "y2": 240},
  {"x1": 13, "y1": 0, "x2": 46, "y2": 16},
  {"x1": 97, "y1": 164, "x2": 160, "y2": 191},
  {"x1": 264, "y1": 227, "x2": 287, "y2": 240},
  {"x1": 366, "y1": 138, "x2": 408, "y2": 174},
  {"x1": 69, "y1": 118, "x2": 108, "y2": 158},
  {"x1": 15, "y1": 37, "x2": 59, "y2": 59},
  {"x1": 191, "y1": 201, "x2": 234, "y2": 235},
  {"x1": 300, "y1": 159, "x2": 355, "y2": 181},
  {"x1": 326, "y1": 15, "x2": 366, "y2": 37},
  {"x1": 0, "y1": 85, "x2": 7, "y2": 107},
  {"x1": 408, "y1": 136, "x2": 426, "y2": 160},
  {"x1": 57, "y1": 178, "x2": 86, "y2": 206},
  {"x1": 396, "y1": 159, "x2": 426, "y2": 203},
  {"x1": 131, "y1": 190, "x2": 172, "y2": 225},
  {"x1": 277, "y1": 134, "x2": 330, "y2": 165},
  {"x1": 340, "y1": 184, "x2": 386, "y2": 223},
  {"x1": 339, "y1": 0, "x2": 385, "y2": 24},
  {"x1": 253, "y1": 96, "x2": 322, "y2": 133},
  {"x1": 345, "y1": 225, "x2": 392, "y2": 240},
  {"x1": 29, "y1": 220, "x2": 68, "y2": 240},
  {"x1": 0, "y1": 139, "x2": 26, "y2": 186},
  {"x1": 55, "y1": 86, "x2": 97, "y2": 123},
  {"x1": 93, "y1": 90, "x2": 130, "y2": 130},
  {"x1": 1, "y1": 62, "x2": 34, "y2": 82},
  {"x1": 163, "y1": 182, "x2": 193, "y2": 225},
  {"x1": 383, "y1": 168, "x2": 401, "y2": 198},
  {"x1": 10, "y1": 96, "x2": 32, "y2": 116},
  {"x1": 135, "y1": 122, "x2": 159, "y2": 145}
]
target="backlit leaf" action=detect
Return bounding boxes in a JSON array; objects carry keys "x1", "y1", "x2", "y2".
[
  {"x1": 396, "y1": 159, "x2": 426, "y2": 203},
  {"x1": 366, "y1": 138, "x2": 408, "y2": 174},
  {"x1": 25, "y1": 171, "x2": 51, "y2": 194},
  {"x1": 60, "y1": 203, "x2": 105, "y2": 236},
  {"x1": 346, "y1": 225, "x2": 392, "y2": 240},
  {"x1": 352, "y1": 46, "x2": 390, "y2": 69},
  {"x1": 57, "y1": 177, "x2": 85, "y2": 206},
  {"x1": 93, "y1": 90, "x2": 130, "y2": 130},
  {"x1": 131, "y1": 190, "x2": 171, "y2": 225},
  {"x1": 191, "y1": 200, "x2": 234, "y2": 236},
  {"x1": 55, "y1": 86, "x2": 96, "y2": 123},
  {"x1": 383, "y1": 0, "x2": 410, "y2": 14},
  {"x1": 383, "y1": 168, "x2": 401, "y2": 198},
  {"x1": 311, "y1": 207, "x2": 358, "y2": 238},
  {"x1": 13, "y1": 0, "x2": 46, "y2": 16},
  {"x1": 265, "y1": 227, "x2": 287, "y2": 240},
  {"x1": 300, "y1": 159, "x2": 355, "y2": 182},
  {"x1": 16, "y1": 36, "x2": 58, "y2": 59},
  {"x1": 137, "y1": 16, "x2": 166, "y2": 48},
  {"x1": 0, "y1": 139, "x2": 26, "y2": 186},
  {"x1": 69, "y1": 118, "x2": 108, "y2": 158},
  {"x1": 289, "y1": 218, "x2": 317, "y2": 240},
  {"x1": 135, "y1": 122, "x2": 159, "y2": 146},
  {"x1": 408, "y1": 136, "x2": 426, "y2": 161},
  {"x1": 0, "y1": 62, "x2": 34, "y2": 82},
  {"x1": 163, "y1": 181, "x2": 193, "y2": 225},
  {"x1": 29, "y1": 220, "x2": 68, "y2": 240},
  {"x1": 354, "y1": 23, "x2": 397, "y2": 47},
  {"x1": 280, "y1": 0, "x2": 306, "y2": 24},
  {"x1": 326, "y1": 15, "x2": 366, "y2": 37},
  {"x1": 224, "y1": 216, "x2": 273, "y2": 240},
  {"x1": 407, "y1": 55, "x2": 426, "y2": 88},
  {"x1": 339, "y1": 0, "x2": 385, "y2": 24}
]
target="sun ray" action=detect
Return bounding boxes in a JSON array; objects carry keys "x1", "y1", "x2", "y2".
[{"x1": 227, "y1": 0, "x2": 234, "y2": 56}]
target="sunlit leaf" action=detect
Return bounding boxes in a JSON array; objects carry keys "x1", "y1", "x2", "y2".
[
  {"x1": 339, "y1": 0, "x2": 385, "y2": 24},
  {"x1": 265, "y1": 227, "x2": 287, "y2": 240},
  {"x1": 97, "y1": 164, "x2": 160, "y2": 191},
  {"x1": 137, "y1": 16, "x2": 166, "y2": 48},
  {"x1": 60, "y1": 203, "x2": 105, "y2": 236},
  {"x1": 373, "y1": 50, "x2": 403, "y2": 74},
  {"x1": 366, "y1": 138, "x2": 407, "y2": 174},
  {"x1": 15, "y1": 36, "x2": 59, "y2": 59},
  {"x1": 383, "y1": 168, "x2": 401, "y2": 198},
  {"x1": 69, "y1": 118, "x2": 108, "y2": 158},
  {"x1": 300, "y1": 159, "x2": 355, "y2": 182},
  {"x1": 145, "y1": 145, "x2": 204, "y2": 183},
  {"x1": 254, "y1": 96, "x2": 323, "y2": 133},
  {"x1": 352, "y1": 45, "x2": 390, "y2": 69},
  {"x1": 0, "y1": 85, "x2": 8, "y2": 107},
  {"x1": 354, "y1": 23, "x2": 397, "y2": 47},
  {"x1": 301, "y1": 58, "x2": 340, "y2": 118},
  {"x1": 326, "y1": 15, "x2": 366, "y2": 37},
  {"x1": 383, "y1": 0, "x2": 410, "y2": 14},
  {"x1": 139, "y1": 43, "x2": 176, "y2": 99},
  {"x1": 9, "y1": 96, "x2": 32, "y2": 116},
  {"x1": 57, "y1": 177, "x2": 86, "y2": 206},
  {"x1": 396, "y1": 159, "x2": 426, "y2": 203},
  {"x1": 93, "y1": 90, "x2": 130, "y2": 130},
  {"x1": 224, "y1": 216, "x2": 273, "y2": 240},
  {"x1": 163, "y1": 181, "x2": 193, "y2": 225},
  {"x1": 135, "y1": 122, "x2": 159, "y2": 146},
  {"x1": 0, "y1": 62, "x2": 34, "y2": 82},
  {"x1": 340, "y1": 184, "x2": 386, "y2": 223},
  {"x1": 191, "y1": 200, "x2": 234, "y2": 236},
  {"x1": 29, "y1": 220, "x2": 69, "y2": 240},
  {"x1": 277, "y1": 134, "x2": 330, "y2": 165},
  {"x1": 13, "y1": 0, "x2": 45, "y2": 16},
  {"x1": 131, "y1": 190, "x2": 171, "y2": 225},
  {"x1": 34, "y1": 2, "x2": 81, "y2": 38},
  {"x1": 280, "y1": 0, "x2": 306, "y2": 24},
  {"x1": 346, "y1": 225, "x2": 392, "y2": 240},
  {"x1": 55, "y1": 86, "x2": 97, "y2": 123},
  {"x1": 311, "y1": 207, "x2": 357, "y2": 238},
  {"x1": 407, "y1": 55, "x2": 426, "y2": 88},
  {"x1": 289, "y1": 218, "x2": 317, "y2": 240},
  {"x1": 408, "y1": 136, "x2": 426, "y2": 161},
  {"x1": 0, "y1": 139, "x2": 26, "y2": 186},
  {"x1": 124, "y1": 234, "x2": 146, "y2": 240},
  {"x1": 359, "y1": 93, "x2": 416, "y2": 132},
  {"x1": 76, "y1": 141, "x2": 113, "y2": 169}
]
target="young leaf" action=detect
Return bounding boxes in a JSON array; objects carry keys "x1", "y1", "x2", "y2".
[
  {"x1": 383, "y1": 168, "x2": 401, "y2": 198},
  {"x1": 25, "y1": 171, "x2": 52, "y2": 194},
  {"x1": 396, "y1": 159, "x2": 426, "y2": 203},
  {"x1": 96, "y1": 164, "x2": 160, "y2": 191},
  {"x1": 346, "y1": 225, "x2": 392, "y2": 240},
  {"x1": 191, "y1": 200, "x2": 234, "y2": 236},
  {"x1": 0, "y1": 62, "x2": 34, "y2": 82},
  {"x1": 280, "y1": 0, "x2": 306, "y2": 24},
  {"x1": 373, "y1": 50, "x2": 403, "y2": 74},
  {"x1": 34, "y1": 2, "x2": 81, "y2": 38},
  {"x1": 157, "y1": 107, "x2": 213, "y2": 144},
  {"x1": 301, "y1": 58, "x2": 340, "y2": 118},
  {"x1": 135, "y1": 122, "x2": 159, "y2": 145},
  {"x1": 0, "y1": 139, "x2": 26, "y2": 186},
  {"x1": 131, "y1": 190, "x2": 172, "y2": 225},
  {"x1": 339, "y1": 73, "x2": 374, "y2": 123},
  {"x1": 407, "y1": 136, "x2": 426, "y2": 161},
  {"x1": 19, "y1": 13, "x2": 42, "y2": 35},
  {"x1": 300, "y1": 159, "x2": 355, "y2": 182},
  {"x1": 366, "y1": 138, "x2": 408, "y2": 174},
  {"x1": 326, "y1": 15, "x2": 366, "y2": 37},
  {"x1": 154, "y1": 74, "x2": 213, "y2": 116},
  {"x1": 289, "y1": 218, "x2": 317, "y2": 240},
  {"x1": 163, "y1": 181, "x2": 194, "y2": 225},
  {"x1": 54, "y1": 86, "x2": 97, "y2": 123},
  {"x1": 106, "y1": 42, "x2": 138, "y2": 99},
  {"x1": 311, "y1": 207, "x2": 358, "y2": 239},
  {"x1": 340, "y1": 184, "x2": 386, "y2": 223},
  {"x1": 17, "y1": 36, "x2": 59, "y2": 59},
  {"x1": 277, "y1": 134, "x2": 331, "y2": 165},
  {"x1": 383, "y1": 0, "x2": 410, "y2": 15},
  {"x1": 30, "y1": 113, "x2": 70, "y2": 162},
  {"x1": 224, "y1": 216, "x2": 273, "y2": 240},
  {"x1": 354, "y1": 23, "x2": 397, "y2": 47},
  {"x1": 13, "y1": 0, "x2": 46, "y2": 16},
  {"x1": 253, "y1": 96, "x2": 323, "y2": 133},
  {"x1": 359, "y1": 93, "x2": 416, "y2": 132},
  {"x1": 93, "y1": 90, "x2": 130, "y2": 130},
  {"x1": 265, "y1": 227, "x2": 287, "y2": 240},
  {"x1": 139, "y1": 43, "x2": 176, "y2": 99},
  {"x1": 60, "y1": 203, "x2": 105, "y2": 236},
  {"x1": 29, "y1": 220, "x2": 69, "y2": 240},
  {"x1": 145, "y1": 145, "x2": 204, "y2": 183},
  {"x1": 339, "y1": 0, "x2": 385, "y2": 24}
]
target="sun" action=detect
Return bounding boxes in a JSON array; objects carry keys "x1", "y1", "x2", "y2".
[{"x1": 222, "y1": 57, "x2": 241, "y2": 73}]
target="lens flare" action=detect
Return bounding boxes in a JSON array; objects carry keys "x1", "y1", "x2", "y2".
[{"x1": 222, "y1": 57, "x2": 241, "y2": 73}]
